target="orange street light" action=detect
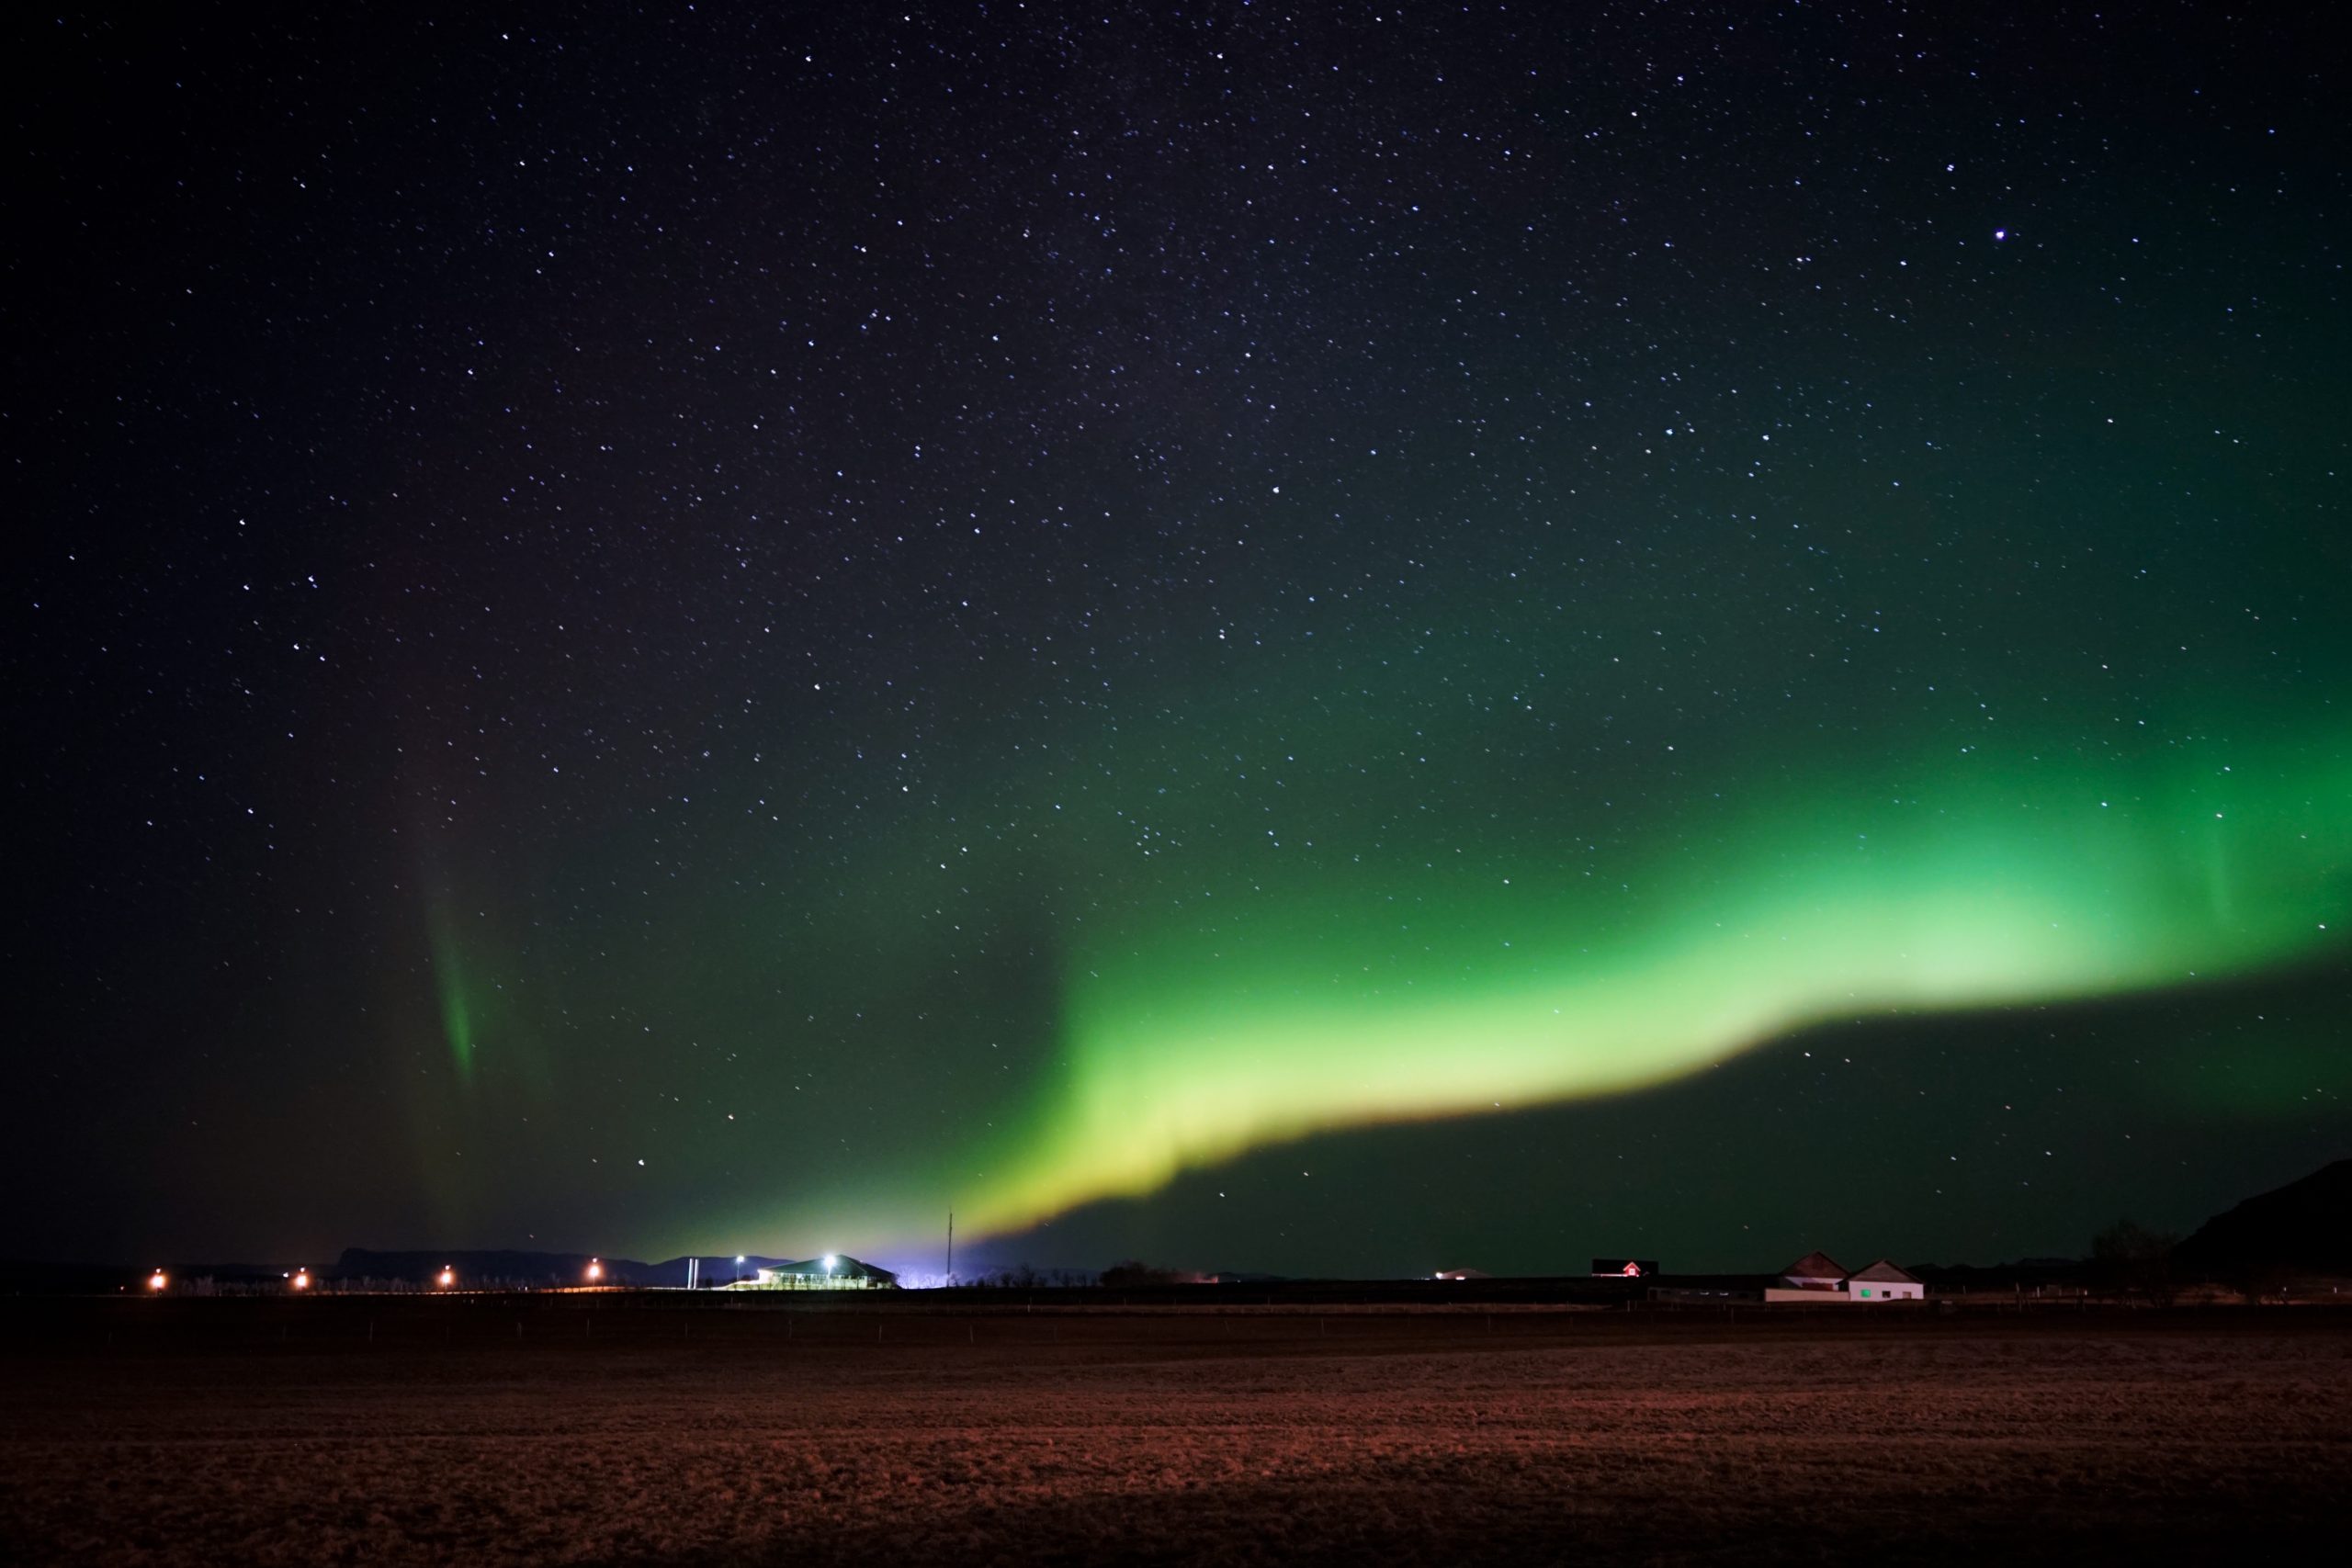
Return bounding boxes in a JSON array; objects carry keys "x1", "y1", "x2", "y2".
[
  {"x1": 291, "y1": 1269, "x2": 311, "y2": 1292},
  {"x1": 148, "y1": 1269, "x2": 167, "y2": 1292},
  {"x1": 436, "y1": 1267, "x2": 455, "y2": 1289},
  {"x1": 586, "y1": 1258, "x2": 603, "y2": 1283}
]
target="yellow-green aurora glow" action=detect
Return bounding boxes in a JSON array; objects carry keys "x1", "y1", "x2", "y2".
[{"x1": 952, "y1": 727, "x2": 2347, "y2": 1235}]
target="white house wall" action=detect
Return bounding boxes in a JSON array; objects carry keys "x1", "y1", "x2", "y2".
[{"x1": 1849, "y1": 1280, "x2": 1924, "y2": 1301}]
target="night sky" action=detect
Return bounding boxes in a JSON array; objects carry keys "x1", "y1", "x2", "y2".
[{"x1": 15, "y1": 4, "x2": 2347, "y2": 1279}]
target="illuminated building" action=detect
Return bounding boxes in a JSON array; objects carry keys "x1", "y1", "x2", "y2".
[{"x1": 731, "y1": 1254, "x2": 898, "y2": 1290}]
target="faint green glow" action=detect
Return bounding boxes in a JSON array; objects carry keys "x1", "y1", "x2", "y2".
[
  {"x1": 430, "y1": 914, "x2": 476, "y2": 1083},
  {"x1": 955, "y1": 730, "x2": 2348, "y2": 1235},
  {"x1": 2160, "y1": 1032, "x2": 2347, "y2": 1115}
]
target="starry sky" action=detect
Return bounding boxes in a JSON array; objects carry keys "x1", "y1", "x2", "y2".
[{"x1": 14, "y1": 3, "x2": 2347, "y2": 1278}]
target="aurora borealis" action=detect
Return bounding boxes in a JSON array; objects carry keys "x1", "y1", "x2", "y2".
[
  {"x1": 975, "y1": 724, "x2": 2348, "y2": 1234},
  {"x1": 15, "y1": 4, "x2": 2347, "y2": 1276}
]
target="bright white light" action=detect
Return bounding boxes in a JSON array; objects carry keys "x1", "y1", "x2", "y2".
[
  {"x1": 586, "y1": 1259, "x2": 603, "y2": 1282},
  {"x1": 292, "y1": 1269, "x2": 311, "y2": 1291},
  {"x1": 823, "y1": 1254, "x2": 837, "y2": 1270},
  {"x1": 437, "y1": 1268, "x2": 455, "y2": 1288},
  {"x1": 148, "y1": 1270, "x2": 167, "y2": 1292}
]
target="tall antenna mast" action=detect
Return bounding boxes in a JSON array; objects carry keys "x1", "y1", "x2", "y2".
[{"x1": 945, "y1": 1210, "x2": 955, "y2": 1284}]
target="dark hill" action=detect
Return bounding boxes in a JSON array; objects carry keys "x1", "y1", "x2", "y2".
[{"x1": 2174, "y1": 1159, "x2": 2352, "y2": 1273}]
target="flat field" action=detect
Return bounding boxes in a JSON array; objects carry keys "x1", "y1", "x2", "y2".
[{"x1": 2, "y1": 1297, "x2": 2346, "y2": 1564}]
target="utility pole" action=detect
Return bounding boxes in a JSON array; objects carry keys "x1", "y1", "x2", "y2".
[{"x1": 945, "y1": 1211, "x2": 955, "y2": 1284}]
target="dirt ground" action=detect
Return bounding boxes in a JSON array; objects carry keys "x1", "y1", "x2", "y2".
[{"x1": 2, "y1": 1298, "x2": 2346, "y2": 1564}]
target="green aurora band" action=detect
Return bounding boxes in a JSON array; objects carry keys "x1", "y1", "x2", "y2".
[
  {"x1": 416, "y1": 672, "x2": 2348, "y2": 1254},
  {"x1": 431, "y1": 916, "x2": 476, "y2": 1084},
  {"x1": 948, "y1": 725, "x2": 2348, "y2": 1238}
]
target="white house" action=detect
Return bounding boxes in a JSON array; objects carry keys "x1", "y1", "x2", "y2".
[{"x1": 1845, "y1": 1258, "x2": 1924, "y2": 1301}]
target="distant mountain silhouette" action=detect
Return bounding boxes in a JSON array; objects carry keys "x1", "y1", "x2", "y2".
[
  {"x1": 330, "y1": 1248, "x2": 791, "y2": 1287},
  {"x1": 2174, "y1": 1159, "x2": 2352, "y2": 1273}
]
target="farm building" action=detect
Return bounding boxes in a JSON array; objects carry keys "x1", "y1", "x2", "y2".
[
  {"x1": 1846, "y1": 1258, "x2": 1924, "y2": 1300},
  {"x1": 731, "y1": 1254, "x2": 898, "y2": 1290},
  {"x1": 1762, "y1": 1251, "x2": 1925, "y2": 1303},
  {"x1": 1769, "y1": 1250, "x2": 1849, "y2": 1298}
]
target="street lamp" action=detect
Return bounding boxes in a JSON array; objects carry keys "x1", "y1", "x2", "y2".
[
  {"x1": 585, "y1": 1258, "x2": 603, "y2": 1283},
  {"x1": 148, "y1": 1269, "x2": 167, "y2": 1293},
  {"x1": 437, "y1": 1267, "x2": 455, "y2": 1289},
  {"x1": 291, "y1": 1269, "x2": 311, "y2": 1292}
]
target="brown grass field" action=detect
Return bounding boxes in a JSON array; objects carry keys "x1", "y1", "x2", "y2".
[{"x1": 2, "y1": 1296, "x2": 2346, "y2": 1564}]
